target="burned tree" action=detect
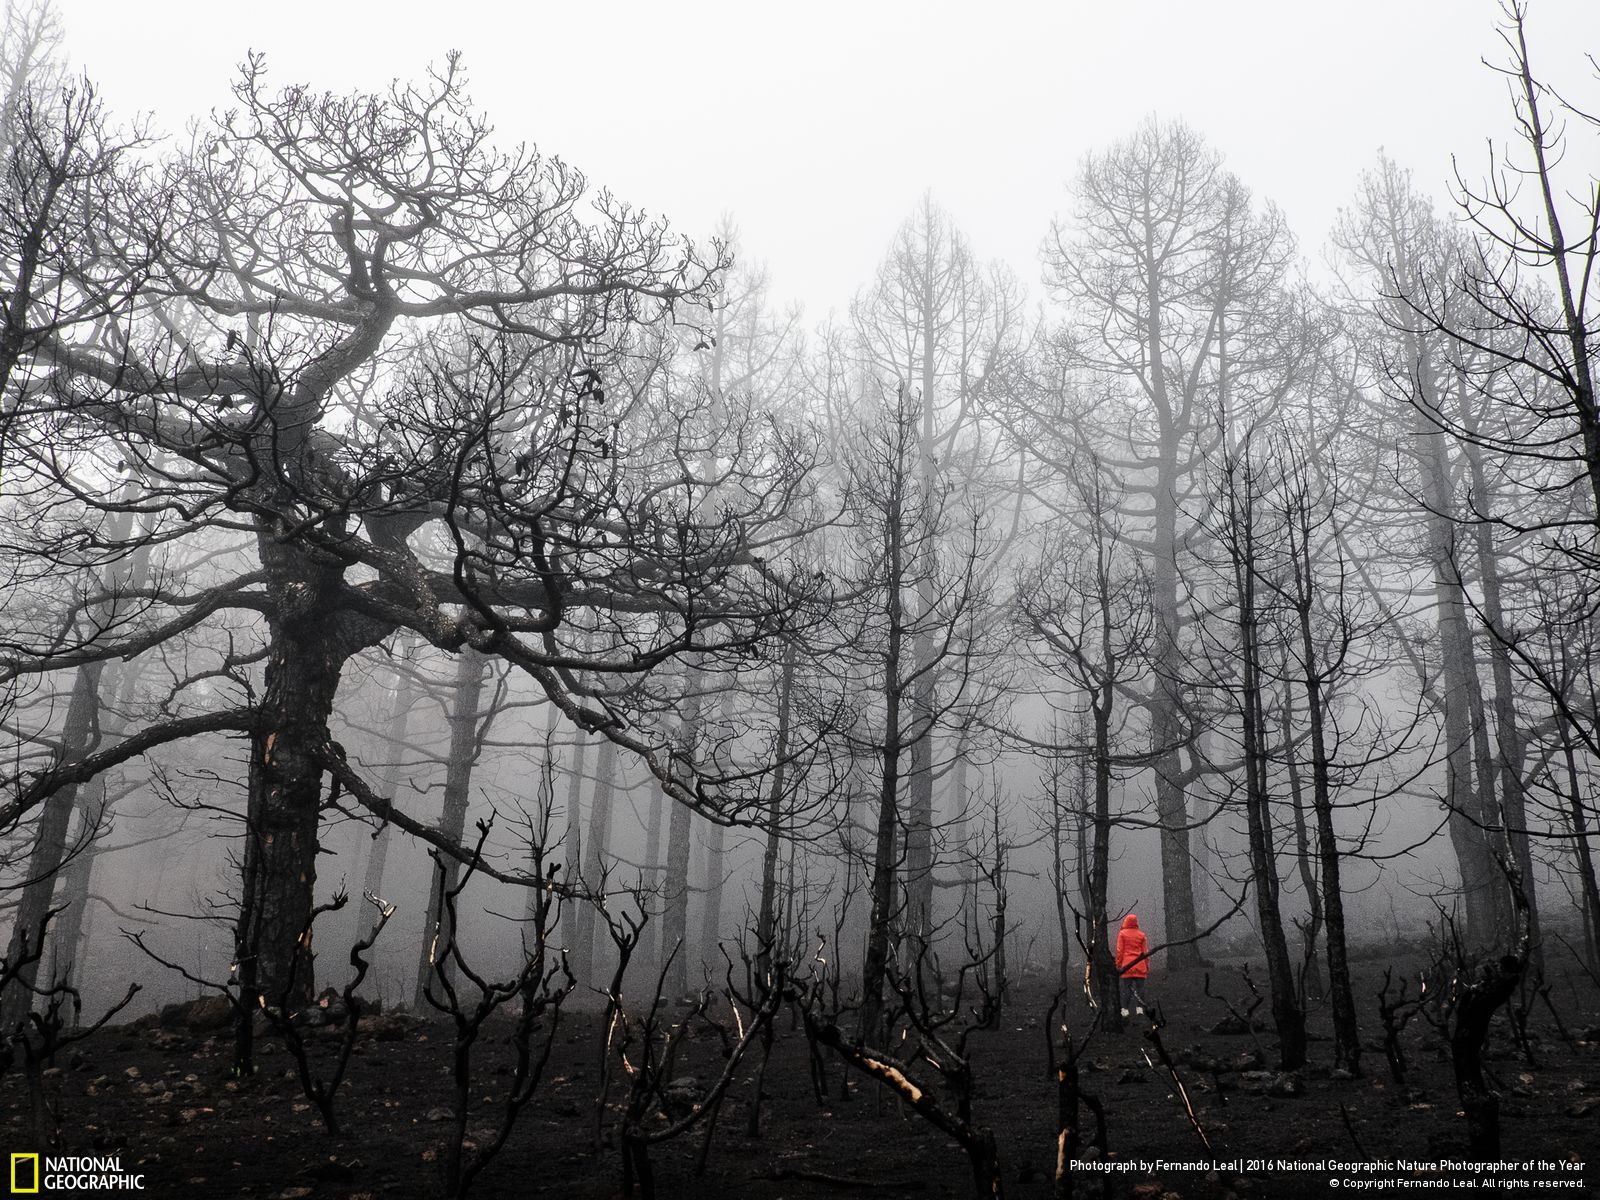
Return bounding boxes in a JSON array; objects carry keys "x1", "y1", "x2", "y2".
[
  {"x1": 1015, "y1": 456, "x2": 1154, "y2": 1029},
  {"x1": 2, "y1": 54, "x2": 821, "y2": 1030}
]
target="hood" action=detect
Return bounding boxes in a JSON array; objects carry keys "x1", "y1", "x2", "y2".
[{"x1": 1121, "y1": 914, "x2": 1140, "y2": 931}]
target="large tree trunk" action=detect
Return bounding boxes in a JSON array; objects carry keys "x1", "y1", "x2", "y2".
[
  {"x1": 1414, "y1": 402, "x2": 1511, "y2": 948},
  {"x1": 238, "y1": 623, "x2": 345, "y2": 1018},
  {"x1": 237, "y1": 509, "x2": 398, "y2": 1043},
  {"x1": 1455, "y1": 400, "x2": 1540, "y2": 969}
]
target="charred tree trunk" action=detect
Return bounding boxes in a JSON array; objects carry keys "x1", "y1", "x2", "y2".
[
  {"x1": 4, "y1": 502, "x2": 154, "y2": 1022},
  {"x1": 554, "y1": 729, "x2": 589, "y2": 946},
  {"x1": 571, "y1": 735, "x2": 618, "y2": 990},
  {"x1": 862, "y1": 492, "x2": 909, "y2": 1042},
  {"x1": 659, "y1": 789, "x2": 694, "y2": 1001},
  {"x1": 1557, "y1": 719, "x2": 1600, "y2": 972},
  {"x1": 638, "y1": 780, "x2": 666, "y2": 978},
  {"x1": 347, "y1": 639, "x2": 420, "y2": 960},
  {"x1": 238, "y1": 619, "x2": 346, "y2": 1021},
  {"x1": 1087, "y1": 691, "x2": 1121, "y2": 1030},
  {"x1": 1410, "y1": 352, "x2": 1510, "y2": 949},
  {"x1": 1456, "y1": 393, "x2": 1540, "y2": 969},
  {"x1": 414, "y1": 651, "x2": 489, "y2": 1009},
  {"x1": 1452, "y1": 954, "x2": 1525, "y2": 1157},
  {"x1": 903, "y1": 233, "x2": 945, "y2": 948},
  {"x1": 1151, "y1": 477, "x2": 1200, "y2": 965},
  {"x1": 697, "y1": 690, "x2": 737, "y2": 964},
  {"x1": 1290, "y1": 621, "x2": 1359, "y2": 1075},
  {"x1": 1, "y1": 661, "x2": 105, "y2": 1031},
  {"x1": 1239, "y1": 656, "x2": 1305, "y2": 1068},
  {"x1": 659, "y1": 683, "x2": 703, "y2": 1001},
  {"x1": 1227, "y1": 462, "x2": 1306, "y2": 1070},
  {"x1": 1047, "y1": 759, "x2": 1074, "y2": 997},
  {"x1": 755, "y1": 641, "x2": 797, "y2": 971},
  {"x1": 1282, "y1": 692, "x2": 1324, "y2": 997},
  {"x1": 698, "y1": 821, "x2": 725, "y2": 963}
]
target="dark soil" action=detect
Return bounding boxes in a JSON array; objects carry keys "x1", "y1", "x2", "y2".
[{"x1": 4, "y1": 957, "x2": 1596, "y2": 1199}]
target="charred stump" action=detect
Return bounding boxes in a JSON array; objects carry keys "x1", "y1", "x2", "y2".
[{"x1": 1451, "y1": 953, "x2": 1524, "y2": 1158}]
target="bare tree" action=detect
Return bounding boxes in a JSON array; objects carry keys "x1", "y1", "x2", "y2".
[
  {"x1": 1195, "y1": 426, "x2": 1307, "y2": 1070},
  {"x1": 1015, "y1": 456, "x2": 1154, "y2": 1028},
  {"x1": 1036, "y1": 119, "x2": 1297, "y2": 964},
  {"x1": 827, "y1": 382, "x2": 996, "y2": 1039},
  {"x1": 849, "y1": 195, "x2": 1021, "y2": 942},
  {"x1": 2, "y1": 56, "x2": 824, "y2": 1033}
]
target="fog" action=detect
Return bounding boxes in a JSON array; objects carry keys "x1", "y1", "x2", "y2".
[{"x1": 2, "y1": 2, "x2": 1598, "y2": 1194}]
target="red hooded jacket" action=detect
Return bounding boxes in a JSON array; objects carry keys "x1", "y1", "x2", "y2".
[{"x1": 1115, "y1": 914, "x2": 1149, "y2": 979}]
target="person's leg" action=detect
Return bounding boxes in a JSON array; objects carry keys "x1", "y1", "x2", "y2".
[
  {"x1": 1131, "y1": 978, "x2": 1148, "y2": 1014},
  {"x1": 1119, "y1": 977, "x2": 1131, "y2": 1017}
]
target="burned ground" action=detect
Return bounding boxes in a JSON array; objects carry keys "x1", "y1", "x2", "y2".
[{"x1": 4, "y1": 954, "x2": 1594, "y2": 1200}]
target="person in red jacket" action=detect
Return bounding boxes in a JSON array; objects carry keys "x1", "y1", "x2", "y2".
[{"x1": 1114, "y1": 912, "x2": 1151, "y2": 1017}]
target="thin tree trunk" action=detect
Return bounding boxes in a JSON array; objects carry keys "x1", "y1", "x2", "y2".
[
  {"x1": 552, "y1": 728, "x2": 589, "y2": 945},
  {"x1": 413, "y1": 651, "x2": 489, "y2": 1009},
  {"x1": 347, "y1": 638, "x2": 420, "y2": 964},
  {"x1": 660, "y1": 681, "x2": 703, "y2": 1000},
  {"x1": 862, "y1": 481, "x2": 908, "y2": 1042},
  {"x1": 1229, "y1": 463, "x2": 1306, "y2": 1070},
  {"x1": 1280, "y1": 689, "x2": 1323, "y2": 997},
  {"x1": 904, "y1": 210, "x2": 944, "y2": 945},
  {"x1": 697, "y1": 690, "x2": 737, "y2": 964},
  {"x1": 571, "y1": 735, "x2": 618, "y2": 990},
  {"x1": 1, "y1": 661, "x2": 106, "y2": 1030},
  {"x1": 1287, "y1": 564, "x2": 1359, "y2": 1074},
  {"x1": 638, "y1": 780, "x2": 665, "y2": 980},
  {"x1": 755, "y1": 641, "x2": 797, "y2": 971},
  {"x1": 1556, "y1": 717, "x2": 1600, "y2": 973},
  {"x1": 1048, "y1": 759, "x2": 1073, "y2": 997},
  {"x1": 1088, "y1": 690, "x2": 1120, "y2": 1028}
]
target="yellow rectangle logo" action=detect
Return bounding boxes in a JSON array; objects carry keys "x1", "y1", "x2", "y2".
[{"x1": 9, "y1": 1153, "x2": 38, "y2": 1194}]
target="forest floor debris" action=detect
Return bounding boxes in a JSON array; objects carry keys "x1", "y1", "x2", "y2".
[{"x1": 2, "y1": 958, "x2": 1594, "y2": 1198}]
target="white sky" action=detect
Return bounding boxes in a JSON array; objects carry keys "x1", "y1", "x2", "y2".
[{"x1": 49, "y1": 0, "x2": 1600, "y2": 320}]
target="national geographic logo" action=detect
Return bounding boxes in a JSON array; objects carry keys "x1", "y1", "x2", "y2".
[{"x1": 9, "y1": 1155, "x2": 144, "y2": 1192}]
